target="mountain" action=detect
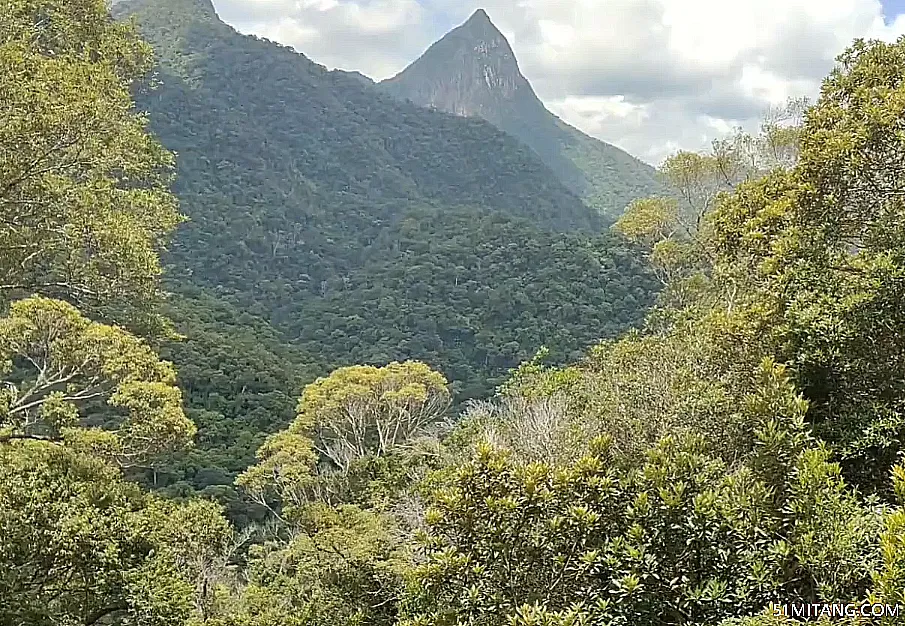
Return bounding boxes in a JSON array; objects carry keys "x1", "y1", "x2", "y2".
[
  {"x1": 379, "y1": 9, "x2": 664, "y2": 218},
  {"x1": 334, "y1": 69, "x2": 376, "y2": 87},
  {"x1": 119, "y1": 0, "x2": 600, "y2": 233},
  {"x1": 115, "y1": 0, "x2": 659, "y2": 503}
]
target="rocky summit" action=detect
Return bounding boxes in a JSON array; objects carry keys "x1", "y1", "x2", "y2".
[{"x1": 380, "y1": 9, "x2": 665, "y2": 218}]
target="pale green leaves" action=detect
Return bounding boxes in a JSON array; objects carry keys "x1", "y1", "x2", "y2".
[
  {"x1": 236, "y1": 430, "x2": 318, "y2": 515},
  {"x1": 0, "y1": 0, "x2": 154, "y2": 76},
  {"x1": 614, "y1": 197, "x2": 681, "y2": 245},
  {"x1": 295, "y1": 361, "x2": 451, "y2": 472},
  {"x1": 0, "y1": 0, "x2": 182, "y2": 322},
  {"x1": 239, "y1": 361, "x2": 450, "y2": 515},
  {"x1": 0, "y1": 296, "x2": 195, "y2": 462}
]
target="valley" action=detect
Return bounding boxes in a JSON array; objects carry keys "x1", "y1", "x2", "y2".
[
  {"x1": 4, "y1": 1, "x2": 905, "y2": 625},
  {"x1": 117, "y1": 0, "x2": 661, "y2": 499}
]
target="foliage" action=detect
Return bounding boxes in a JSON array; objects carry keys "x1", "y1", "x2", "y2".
[
  {"x1": 0, "y1": 441, "x2": 232, "y2": 626},
  {"x1": 7, "y1": 2, "x2": 905, "y2": 626},
  {"x1": 279, "y1": 211, "x2": 656, "y2": 402},
  {"x1": 402, "y1": 363, "x2": 881, "y2": 626},
  {"x1": 204, "y1": 503, "x2": 409, "y2": 626},
  {"x1": 609, "y1": 40, "x2": 905, "y2": 494},
  {"x1": 614, "y1": 98, "x2": 806, "y2": 291},
  {"x1": 703, "y1": 39, "x2": 905, "y2": 492},
  {"x1": 865, "y1": 465, "x2": 905, "y2": 625},
  {"x1": 295, "y1": 362, "x2": 450, "y2": 472},
  {"x1": 0, "y1": 7, "x2": 239, "y2": 626},
  {"x1": 494, "y1": 323, "x2": 781, "y2": 467},
  {"x1": 0, "y1": 296, "x2": 195, "y2": 464},
  {"x1": 238, "y1": 361, "x2": 449, "y2": 513},
  {"x1": 222, "y1": 363, "x2": 453, "y2": 626},
  {"x1": 0, "y1": 0, "x2": 182, "y2": 327},
  {"x1": 135, "y1": 289, "x2": 314, "y2": 526}
]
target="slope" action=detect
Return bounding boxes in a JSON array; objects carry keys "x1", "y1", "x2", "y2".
[
  {"x1": 120, "y1": 0, "x2": 601, "y2": 233},
  {"x1": 148, "y1": 289, "x2": 314, "y2": 525},
  {"x1": 118, "y1": 0, "x2": 659, "y2": 414},
  {"x1": 379, "y1": 9, "x2": 664, "y2": 218}
]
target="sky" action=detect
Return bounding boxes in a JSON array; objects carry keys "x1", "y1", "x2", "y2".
[{"x1": 210, "y1": 0, "x2": 905, "y2": 165}]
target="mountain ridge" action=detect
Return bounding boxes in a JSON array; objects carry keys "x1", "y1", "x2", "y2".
[
  {"x1": 119, "y1": 0, "x2": 657, "y2": 385},
  {"x1": 114, "y1": 0, "x2": 659, "y2": 496},
  {"x1": 379, "y1": 9, "x2": 664, "y2": 217},
  {"x1": 124, "y1": 0, "x2": 604, "y2": 232}
]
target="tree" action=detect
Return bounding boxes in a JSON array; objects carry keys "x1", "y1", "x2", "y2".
[
  {"x1": 462, "y1": 395, "x2": 582, "y2": 466},
  {"x1": 0, "y1": 441, "x2": 232, "y2": 626},
  {"x1": 402, "y1": 362, "x2": 879, "y2": 626},
  {"x1": 238, "y1": 361, "x2": 450, "y2": 520},
  {"x1": 0, "y1": 296, "x2": 195, "y2": 464},
  {"x1": 203, "y1": 503, "x2": 409, "y2": 626},
  {"x1": 225, "y1": 364, "x2": 451, "y2": 626},
  {"x1": 0, "y1": 0, "x2": 182, "y2": 324},
  {"x1": 867, "y1": 464, "x2": 905, "y2": 625},
  {"x1": 706, "y1": 38, "x2": 905, "y2": 492},
  {"x1": 606, "y1": 38, "x2": 905, "y2": 494},
  {"x1": 493, "y1": 326, "x2": 785, "y2": 468},
  {"x1": 614, "y1": 98, "x2": 807, "y2": 289},
  {"x1": 293, "y1": 361, "x2": 450, "y2": 473}
]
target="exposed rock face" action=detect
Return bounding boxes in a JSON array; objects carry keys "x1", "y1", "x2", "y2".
[
  {"x1": 381, "y1": 9, "x2": 535, "y2": 126},
  {"x1": 379, "y1": 9, "x2": 664, "y2": 218}
]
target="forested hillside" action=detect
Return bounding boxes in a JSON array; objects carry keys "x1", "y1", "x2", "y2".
[
  {"x1": 146, "y1": 290, "x2": 313, "y2": 523},
  {"x1": 4, "y1": 1, "x2": 905, "y2": 626},
  {"x1": 106, "y1": 0, "x2": 660, "y2": 501},
  {"x1": 379, "y1": 9, "x2": 665, "y2": 217},
  {"x1": 121, "y1": 0, "x2": 659, "y2": 376}
]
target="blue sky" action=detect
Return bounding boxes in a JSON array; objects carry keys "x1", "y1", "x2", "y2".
[
  {"x1": 213, "y1": 0, "x2": 905, "y2": 164},
  {"x1": 882, "y1": 0, "x2": 905, "y2": 20}
]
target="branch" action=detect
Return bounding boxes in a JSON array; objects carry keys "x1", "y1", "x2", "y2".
[
  {"x1": 11, "y1": 361, "x2": 99, "y2": 415},
  {"x1": 0, "y1": 433, "x2": 62, "y2": 445},
  {"x1": 9, "y1": 382, "x2": 106, "y2": 417},
  {"x1": 0, "y1": 281, "x2": 98, "y2": 296}
]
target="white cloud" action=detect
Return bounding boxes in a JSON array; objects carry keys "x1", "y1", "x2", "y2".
[
  {"x1": 210, "y1": 0, "x2": 905, "y2": 165},
  {"x1": 214, "y1": 0, "x2": 430, "y2": 78}
]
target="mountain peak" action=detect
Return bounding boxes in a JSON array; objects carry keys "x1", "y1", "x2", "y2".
[
  {"x1": 466, "y1": 8, "x2": 492, "y2": 25},
  {"x1": 459, "y1": 8, "x2": 506, "y2": 43},
  {"x1": 379, "y1": 9, "x2": 664, "y2": 217},
  {"x1": 379, "y1": 6, "x2": 531, "y2": 120}
]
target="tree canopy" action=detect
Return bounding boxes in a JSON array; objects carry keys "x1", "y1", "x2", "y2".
[
  {"x1": 0, "y1": 0, "x2": 182, "y2": 325},
  {"x1": 4, "y1": 2, "x2": 905, "y2": 626}
]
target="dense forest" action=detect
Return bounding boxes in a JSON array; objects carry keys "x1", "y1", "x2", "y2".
[
  {"x1": 3, "y1": 1, "x2": 905, "y2": 625},
  {"x1": 105, "y1": 0, "x2": 660, "y2": 504}
]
